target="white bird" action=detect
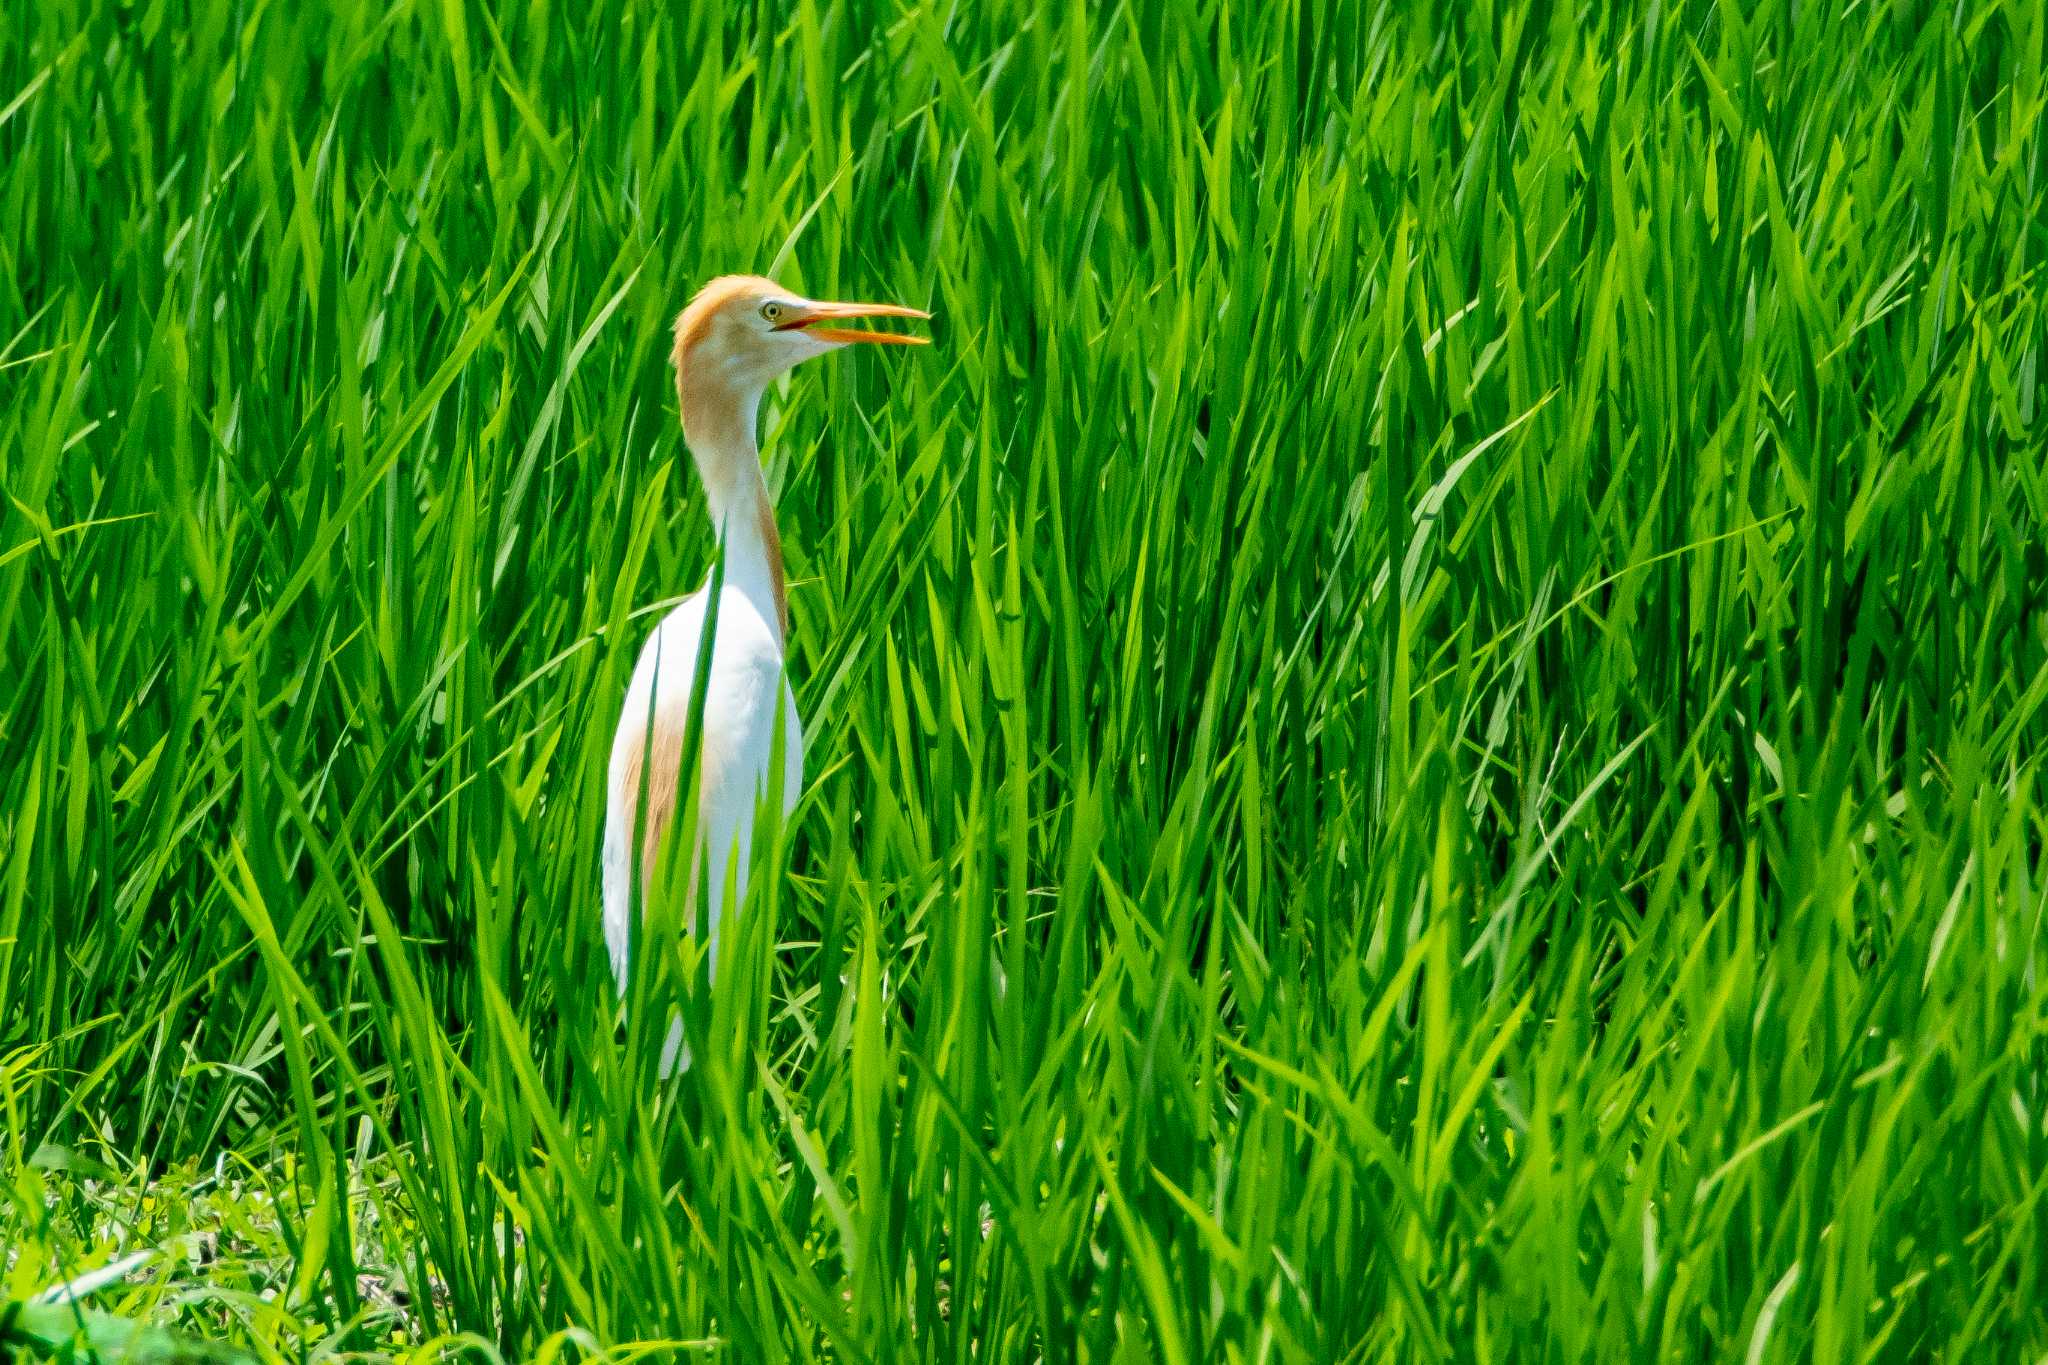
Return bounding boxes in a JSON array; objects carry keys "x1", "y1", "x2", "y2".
[{"x1": 603, "y1": 274, "x2": 928, "y2": 1066}]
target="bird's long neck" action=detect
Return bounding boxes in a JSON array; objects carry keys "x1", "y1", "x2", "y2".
[{"x1": 681, "y1": 380, "x2": 788, "y2": 647}]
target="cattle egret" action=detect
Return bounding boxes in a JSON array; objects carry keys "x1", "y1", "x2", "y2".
[{"x1": 603, "y1": 274, "x2": 928, "y2": 1067}]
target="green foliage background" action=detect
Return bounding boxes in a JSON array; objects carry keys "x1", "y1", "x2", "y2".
[{"x1": 2, "y1": 0, "x2": 2045, "y2": 1359}]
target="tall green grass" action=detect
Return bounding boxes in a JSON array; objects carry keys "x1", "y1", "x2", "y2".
[{"x1": 3, "y1": 0, "x2": 2045, "y2": 1358}]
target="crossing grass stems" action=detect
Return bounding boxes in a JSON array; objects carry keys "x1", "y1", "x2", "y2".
[{"x1": 2, "y1": 0, "x2": 2045, "y2": 1360}]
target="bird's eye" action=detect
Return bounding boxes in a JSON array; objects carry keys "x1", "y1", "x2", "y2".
[{"x1": 761, "y1": 302, "x2": 783, "y2": 323}]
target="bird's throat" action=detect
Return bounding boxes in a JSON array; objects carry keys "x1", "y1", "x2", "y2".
[{"x1": 682, "y1": 382, "x2": 788, "y2": 647}]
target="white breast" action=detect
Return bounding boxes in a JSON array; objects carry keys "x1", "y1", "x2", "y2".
[{"x1": 601, "y1": 584, "x2": 803, "y2": 1003}]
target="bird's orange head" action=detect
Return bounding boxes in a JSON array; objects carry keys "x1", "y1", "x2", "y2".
[{"x1": 671, "y1": 274, "x2": 928, "y2": 447}]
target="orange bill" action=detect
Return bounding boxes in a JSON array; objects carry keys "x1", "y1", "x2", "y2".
[{"x1": 774, "y1": 298, "x2": 932, "y2": 345}]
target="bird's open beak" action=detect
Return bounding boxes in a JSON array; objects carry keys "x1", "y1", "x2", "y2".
[{"x1": 774, "y1": 299, "x2": 931, "y2": 346}]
